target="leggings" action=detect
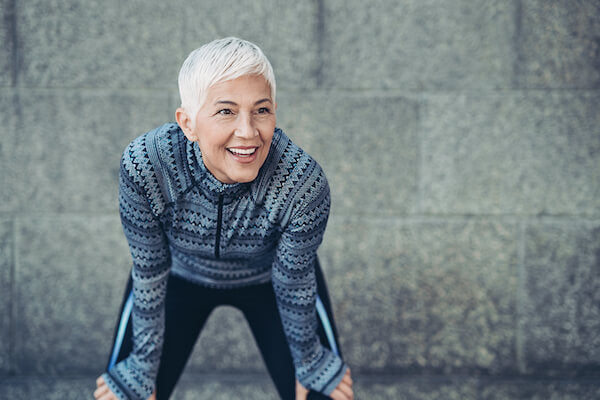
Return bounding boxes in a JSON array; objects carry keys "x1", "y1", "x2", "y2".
[{"x1": 106, "y1": 259, "x2": 342, "y2": 400}]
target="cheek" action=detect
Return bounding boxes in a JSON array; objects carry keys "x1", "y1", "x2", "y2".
[
  {"x1": 261, "y1": 134, "x2": 274, "y2": 150},
  {"x1": 197, "y1": 140, "x2": 224, "y2": 165},
  {"x1": 261, "y1": 122, "x2": 276, "y2": 142},
  {"x1": 201, "y1": 132, "x2": 229, "y2": 151}
]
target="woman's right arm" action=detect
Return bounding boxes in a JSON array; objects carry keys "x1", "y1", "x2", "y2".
[{"x1": 98, "y1": 146, "x2": 172, "y2": 400}]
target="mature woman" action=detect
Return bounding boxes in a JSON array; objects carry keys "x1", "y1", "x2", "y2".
[{"x1": 94, "y1": 37, "x2": 353, "y2": 400}]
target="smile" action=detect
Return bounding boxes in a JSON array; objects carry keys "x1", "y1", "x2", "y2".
[{"x1": 227, "y1": 147, "x2": 258, "y2": 158}]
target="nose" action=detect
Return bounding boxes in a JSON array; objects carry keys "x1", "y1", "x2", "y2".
[{"x1": 234, "y1": 113, "x2": 258, "y2": 138}]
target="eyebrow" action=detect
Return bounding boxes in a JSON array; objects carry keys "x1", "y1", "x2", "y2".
[{"x1": 214, "y1": 98, "x2": 272, "y2": 106}]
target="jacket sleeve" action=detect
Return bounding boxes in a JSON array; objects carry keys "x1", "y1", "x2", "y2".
[
  {"x1": 102, "y1": 148, "x2": 171, "y2": 400},
  {"x1": 271, "y1": 167, "x2": 348, "y2": 395}
]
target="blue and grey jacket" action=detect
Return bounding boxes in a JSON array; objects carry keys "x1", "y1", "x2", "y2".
[{"x1": 102, "y1": 123, "x2": 347, "y2": 399}]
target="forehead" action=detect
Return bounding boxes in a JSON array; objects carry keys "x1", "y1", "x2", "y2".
[{"x1": 206, "y1": 75, "x2": 272, "y2": 103}]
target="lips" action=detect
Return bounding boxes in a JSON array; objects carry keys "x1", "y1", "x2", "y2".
[
  {"x1": 226, "y1": 146, "x2": 260, "y2": 164},
  {"x1": 227, "y1": 147, "x2": 258, "y2": 158}
]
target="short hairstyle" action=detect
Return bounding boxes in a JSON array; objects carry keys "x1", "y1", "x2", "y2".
[{"x1": 178, "y1": 37, "x2": 276, "y2": 119}]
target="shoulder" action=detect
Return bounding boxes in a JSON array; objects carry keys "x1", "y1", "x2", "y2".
[
  {"x1": 120, "y1": 123, "x2": 186, "y2": 215},
  {"x1": 279, "y1": 129, "x2": 328, "y2": 192},
  {"x1": 255, "y1": 129, "x2": 330, "y2": 223},
  {"x1": 121, "y1": 123, "x2": 179, "y2": 172},
  {"x1": 262, "y1": 129, "x2": 328, "y2": 187}
]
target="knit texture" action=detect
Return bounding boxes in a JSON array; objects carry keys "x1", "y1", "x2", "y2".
[{"x1": 102, "y1": 123, "x2": 347, "y2": 399}]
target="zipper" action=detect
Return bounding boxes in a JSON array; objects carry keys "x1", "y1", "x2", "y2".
[{"x1": 214, "y1": 193, "x2": 224, "y2": 259}]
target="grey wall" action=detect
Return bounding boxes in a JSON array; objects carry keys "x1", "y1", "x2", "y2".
[{"x1": 1, "y1": 1, "x2": 599, "y2": 399}]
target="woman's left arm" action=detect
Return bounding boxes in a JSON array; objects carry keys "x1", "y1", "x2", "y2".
[{"x1": 271, "y1": 165, "x2": 351, "y2": 398}]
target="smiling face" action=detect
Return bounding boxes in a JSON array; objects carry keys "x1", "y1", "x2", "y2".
[{"x1": 176, "y1": 75, "x2": 276, "y2": 184}]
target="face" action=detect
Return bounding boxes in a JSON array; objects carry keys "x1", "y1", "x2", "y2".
[{"x1": 177, "y1": 75, "x2": 276, "y2": 184}]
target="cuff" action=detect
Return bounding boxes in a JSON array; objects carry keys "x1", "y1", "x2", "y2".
[
  {"x1": 102, "y1": 371, "x2": 129, "y2": 400},
  {"x1": 103, "y1": 358, "x2": 155, "y2": 400},
  {"x1": 297, "y1": 346, "x2": 348, "y2": 395}
]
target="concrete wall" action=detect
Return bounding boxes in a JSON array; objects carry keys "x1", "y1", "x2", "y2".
[{"x1": 1, "y1": 0, "x2": 599, "y2": 399}]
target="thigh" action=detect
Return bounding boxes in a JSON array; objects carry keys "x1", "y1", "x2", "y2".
[
  {"x1": 155, "y1": 275, "x2": 216, "y2": 400},
  {"x1": 235, "y1": 283, "x2": 296, "y2": 400}
]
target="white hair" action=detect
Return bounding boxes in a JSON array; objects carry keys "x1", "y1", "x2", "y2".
[{"x1": 178, "y1": 37, "x2": 276, "y2": 119}]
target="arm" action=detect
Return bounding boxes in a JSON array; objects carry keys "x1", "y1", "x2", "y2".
[
  {"x1": 101, "y1": 149, "x2": 171, "y2": 400},
  {"x1": 272, "y1": 168, "x2": 349, "y2": 396}
]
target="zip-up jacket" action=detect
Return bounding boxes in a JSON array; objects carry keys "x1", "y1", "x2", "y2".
[{"x1": 102, "y1": 123, "x2": 347, "y2": 399}]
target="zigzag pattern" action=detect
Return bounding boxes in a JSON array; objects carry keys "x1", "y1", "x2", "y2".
[{"x1": 103, "y1": 124, "x2": 346, "y2": 399}]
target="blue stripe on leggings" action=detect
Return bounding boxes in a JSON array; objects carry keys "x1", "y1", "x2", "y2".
[
  {"x1": 315, "y1": 295, "x2": 339, "y2": 356},
  {"x1": 108, "y1": 290, "x2": 134, "y2": 370}
]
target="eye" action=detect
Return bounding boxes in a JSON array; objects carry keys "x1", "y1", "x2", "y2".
[
  {"x1": 217, "y1": 108, "x2": 233, "y2": 116},
  {"x1": 257, "y1": 107, "x2": 271, "y2": 114}
]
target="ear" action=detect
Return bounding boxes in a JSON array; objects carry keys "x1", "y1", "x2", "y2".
[{"x1": 176, "y1": 107, "x2": 197, "y2": 142}]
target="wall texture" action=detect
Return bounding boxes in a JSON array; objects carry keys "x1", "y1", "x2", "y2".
[{"x1": 1, "y1": 0, "x2": 599, "y2": 399}]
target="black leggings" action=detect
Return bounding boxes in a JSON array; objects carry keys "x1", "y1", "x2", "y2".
[{"x1": 106, "y1": 260, "x2": 342, "y2": 400}]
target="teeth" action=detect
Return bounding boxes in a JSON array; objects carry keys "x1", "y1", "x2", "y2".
[{"x1": 228, "y1": 147, "x2": 256, "y2": 156}]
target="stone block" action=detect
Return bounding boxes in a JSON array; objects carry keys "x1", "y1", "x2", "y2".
[
  {"x1": 2, "y1": 89, "x2": 170, "y2": 213},
  {"x1": 173, "y1": 375, "x2": 277, "y2": 400},
  {"x1": 185, "y1": 306, "x2": 267, "y2": 372},
  {"x1": 17, "y1": 0, "x2": 185, "y2": 88},
  {"x1": 516, "y1": 1, "x2": 600, "y2": 89},
  {"x1": 420, "y1": 92, "x2": 600, "y2": 216},
  {"x1": 276, "y1": 93, "x2": 420, "y2": 216},
  {"x1": 318, "y1": 216, "x2": 519, "y2": 373},
  {"x1": 321, "y1": 0, "x2": 516, "y2": 89},
  {"x1": 0, "y1": 376, "x2": 98, "y2": 400},
  {"x1": 176, "y1": 375, "x2": 600, "y2": 400},
  {"x1": 0, "y1": 218, "x2": 13, "y2": 373},
  {"x1": 354, "y1": 377, "x2": 479, "y2": 400},
  {"x1": 181, "y1": 1, "x2": 319, "y2": 90},
  {"x1": 14, "y1": 215, "x2": 131, "y2": 374},
  {"x1": 480, "y1": 378, "x2": 600, "y2": 400},
  {"x1": 17, "y1": 0, "x2": 320, "y2": 90},
  {"x1": 0, "y1": 0, "x2": 13, "y2": 86},
  {"x1": 522, "y1": 220, "x2": 600, "y2": 374},
  {"x1": 0, "y1": 374, "x2": 278, "y2": 400}
]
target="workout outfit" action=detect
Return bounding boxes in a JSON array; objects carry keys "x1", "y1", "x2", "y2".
[{"x1": 102, "y1": 124, "x2": 347, "y2": 399}]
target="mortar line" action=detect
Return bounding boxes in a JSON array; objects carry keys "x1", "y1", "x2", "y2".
[
  {"x1": 314, "y1": 0, "x2": 325, "y2": 88},
  {"x1": 516, "y1": 218, "x2": 527, "y2": 373},
  {"x1": 6, "y1": 0, "x2": 19, "y2": 87},
  {"x1": 415, "y1": 97, "x2": 424, "y2": 215},
  {"x1": 512, "y1": 0, "x2": 524, "y2": 89},
  {"x1": 9, "y1": 217, "x2": 17, "y2": 374},
  {"x1": 6, "y1": 86, "x2": 599, "y2": 97}
]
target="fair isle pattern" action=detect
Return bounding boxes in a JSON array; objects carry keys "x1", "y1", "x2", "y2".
[{"x1": 103, "y1": 123, "x2": 346, "y2": 399}]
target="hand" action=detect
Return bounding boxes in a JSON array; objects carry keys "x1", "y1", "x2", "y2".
[
  {"x1": 296, "y1": 379, "x2": 309, "y2": 400},
  {"x1": 329, "y1": 368, "x2": 353, "y2": 400},
  {"x1": 94, "y1": 376, "x2": 117, "y2": 400},
  {"x1": 94, "y1": 376, "x2": 156, "y2": 400}
]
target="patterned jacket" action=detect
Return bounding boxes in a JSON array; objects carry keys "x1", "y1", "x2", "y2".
[{"x1": 103, "y1": 123, "x2": 346, "y2": 399}]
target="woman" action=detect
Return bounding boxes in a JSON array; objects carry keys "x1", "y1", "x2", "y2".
[{"x1": 94, "y1": 37, "x2": 353, "y2": 400}]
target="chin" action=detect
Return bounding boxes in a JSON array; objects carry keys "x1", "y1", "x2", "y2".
[{"x1": 231, "y1": 170, "x2": 260, "y2": 183}]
